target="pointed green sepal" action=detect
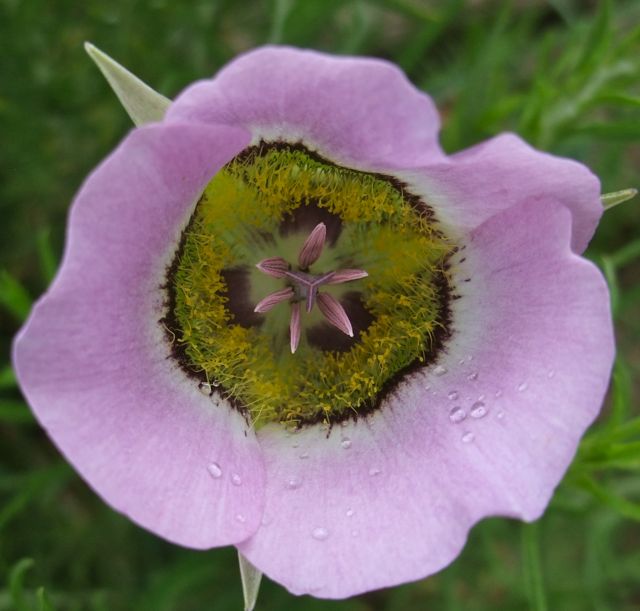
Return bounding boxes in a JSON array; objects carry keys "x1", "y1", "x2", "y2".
[
  {"x1": 601, "y1": 188, "x2": 638, "y2": 211},
  {"x1": 84, "y1": 42, "x2": 171, "y2": 126},
  {"x1": 238, "y1": 551, "x2": 262, "y2": 611}
]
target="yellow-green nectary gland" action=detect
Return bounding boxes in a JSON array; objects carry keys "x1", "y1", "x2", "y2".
[{"x1": 169, "y1": 144, "x2": 453, "y2": 426}]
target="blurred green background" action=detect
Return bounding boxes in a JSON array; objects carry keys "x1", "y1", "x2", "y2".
[{"x1": 1, "y1": 0, "x2": 639, "y2": 609}]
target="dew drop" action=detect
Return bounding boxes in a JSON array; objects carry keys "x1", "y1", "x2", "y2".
[
  {"x1": 206, "y1": 462, "x2": 223, "y2": 479},
  {"x1": 449, "y1": 407, "x2": 467, "y2": 423},
  {"x1": 461, "y1": 431, "x2": 475, "y2": 443},
  {"x1": 496, "y1": 410, "x2": 505, "y2": 420},
  {"x1": 447, "y1": 390, "x2": 459, "y2": 401},
  {"x1": 198, "y1": 382, "x2": 212, "y2": 395},
  {"x1": 261, "y1": 514, "x2": 273, "y2": 526},
  {"x1": 547, "y1": 369, "x2": 555, "y2": 378},
  {"x1": 368, "y1": 467, "x2": 382, "y2": 477},
  {"x1": 467, "y1": 372, "x2": 478, "y2": 381},
  {"x1": 424, "y1": 383, "x2": 432, "y2": 391},
  {"x1": 231, "y1": 473, "x2": 242, "y2": 486},
  {"x1": 236, "y1": 513, "x2": 246, "y2": 523},
  {"x1": 340, "y1": 438, "x2": 352, "y2": 450},
  {"x1": 299, "y1": 452, "x2": 310, "y2": 460},
  {"x1": 286, "y1": 476, "x2": 302, "y2": 490},
  {"x1": 346, "y1": 508, "x2": 355, "y2": 518},
  {"x1": 433, "y1": 365, "x2": 447, "y2": 376},
  {"x1": 211, "y1": 379, "x2": 220, "y2": 387},
  {"x1": 470, "y1": 401, "x2": 487, "y2": 419},
  {"x1": 312, "y1": 527, "x2": 329, "y2": 541},
  {"x1": 517, "y1": 382, "x2": 528, "y2": 392},
  {"x1": 495, "y1": 390, "x2": 503, "y2": 398}
]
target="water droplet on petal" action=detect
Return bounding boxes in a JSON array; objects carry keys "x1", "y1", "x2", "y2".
[
  {"x1": 286, "y1": 476, "x2": 302, "y2": 490},
  {"x1": 346, "y1": 508, "x2": 355, "y2": 517},
  {"x1": 212, "y1": 379, "x2": 220, "y2": 387},
  {"x1": 340, "y1": 437, "x2": 352, "y2": 449},
  {"x1": 470, "y1": 401, "x2": 487, "y2": 419},
  {"x1": 236, "y1": 513, "x2": 246, "y2": 523},
  {"x1": 517, "y1": 382, "x2": 528, "y2": 392},
  {"x1": 447, "y1": 390, "x2": 459, "y2": 401},
  {"x1": 547, "y1": 369, "x2": 555, "y2": 378},
  {"x1": 299, "y1": 452, "x2": 310, "y2": 460},
  {"x1": 198, "y1": 382, "x2": 212, "y2": 395},
  {"x1": 207, "y1": 462, "x2": 223, "y2": 479},
  {"x1": 424, "y1": 383, "x2": 432, "y2": 390},
  {"x1": 496, "y1": 410, "x2": 505, "y2": 420},
  {"x1": 312, "y1": 527, "x2": 329, "y2": 541},
  {"x1": 231, "y1": 473, "x2": 242, "y2": 486},
  {"x1": 462, "y1": 431, "x2": 475, "y2": 443},
  {"x1": 467, "y1": 372, "x2": 478, "y2": 381},
  {"x1": 449, "y1": 407, "x2": 467, "y2": 423},
  {"x1": 433, "y1": 365, "x2": 447, "y2": 376},
  {"x1": 261, "y1": 514, "x2": 273, "y2": 526},
  {"x1": 495, "y1": 390, "x2": 503, "y2": 398},
  {"x1": 368, "y1": 467, "x2": 381, "y2": 477}
]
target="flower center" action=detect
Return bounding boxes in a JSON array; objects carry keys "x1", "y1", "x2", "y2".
[
  {"x1": 164, "y1": 143, "x2": 455, "y2": 427},
  {"x1": 253, "y1": 222, "x2": 368, "y2": 353}
]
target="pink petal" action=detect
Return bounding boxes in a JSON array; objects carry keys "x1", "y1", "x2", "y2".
[
  {"x1": 327, "y1": 269, "x2": 368, "y2": 284},
  {"x1": 403, "y1": 133, "x2": 601, "y2": 253},
  {"x1": 290, "y1": 302, "x2": 301, "y2": 354},
  {"x1": 166, "y1": 46, "x2": 445, "y2": 168},
  {"x1": 316, "y1": 293, "x2": 353, "y2": 337},
  {"x1": 12, "y1": 122, "x2": 267, "y2": 548},
  {"x1": 298, "y1": 222, "x2": 327, "y2": 269},
  {"x1": 254, "y1": 287, "x2": 294, "y2": 313},
  {"x1": 238, "y1": 199, "x2": 613, "y2": 597},
  {"x1": 256, "y1": 257, "x2": 289, "y2": 278}
]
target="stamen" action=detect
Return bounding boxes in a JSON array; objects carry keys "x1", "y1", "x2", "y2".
[
  {"x1": 290, "y1": 302, "x2": 301, "y2": 354},
  {"x1": 316, "y1": 293, "x2": 354, "y2": 337},
  {"x1": 254, "y1": 287, "x2": 295, "y2": 313},
  {"x1": 327, "y1": 269, "x2": 368, "y2": 284},
  {"x1": 256, "y1": 257, "x2": 290, "y2": 278},
  {"x1": 298, "y1": 222, "x2": 327, "y2": 269}
]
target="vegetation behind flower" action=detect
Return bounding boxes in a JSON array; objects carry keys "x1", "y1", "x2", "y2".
[{"x1": 1, "y1": 1, "x2": 639, "y2": 609}]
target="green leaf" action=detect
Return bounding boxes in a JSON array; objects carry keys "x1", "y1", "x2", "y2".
[
  {"x1": 85, "y1": 42, "x2": 171, "y2": 126},
  {"x1": 36, "y1": 228, "x2": 59, "y2": 284},
  {"x1": 0, "y1": 365, "x2": 17, "y2": 390},
  {"x1": 9, "y1": 557, "x2": 35, "y2": 611},
  {"x1": 37, "y1": 587, "x2": 56, "y2": 611},
  {"x1": 0, "y1": 399, "x2": 35, "y2": 424},
  {"x1": 0, "y1": 269, "x2": 32, "y2": 321},
  {"x1": 521, "y1": 522, "x2": 548, "y2": 611},
  {"x1": 610, "y1": 235, "x2": 640, "y2": 267},
  {"x1": 578, "y1": 475, "x2": 640, "y2": 521}
]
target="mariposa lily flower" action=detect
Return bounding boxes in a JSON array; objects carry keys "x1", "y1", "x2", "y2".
[{"x1": 13, "y1": 45, "x2": 614, "y2": 601}]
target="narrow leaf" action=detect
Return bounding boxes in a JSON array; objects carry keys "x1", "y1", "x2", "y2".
[
  {"x1": 9, "y1": 558, "x2": 34, "y2": 611},
  {"x1": 0, "y1": 269, "x2": 32, "y2": 321},
  {"x1": 521, "y1": 522, "x2": 548, "y2": 611},
  {"x1": 84, "y1": 42, "x2": 171, "y2": 126},
  {"x1": 601, "y1": 188, "x2": 638, "y2": 210},
  {"x1": 238, "y1": 552, "x2": 262, "y2": 611}
]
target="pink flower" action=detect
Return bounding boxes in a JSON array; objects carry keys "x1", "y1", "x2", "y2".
[{"x1": 13, "y1": 46, "x2": 614, "y2": 599}]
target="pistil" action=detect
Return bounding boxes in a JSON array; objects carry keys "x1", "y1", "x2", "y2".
[{"x1": 254, "y1": 222, "x2": 367, "y2": 353}]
